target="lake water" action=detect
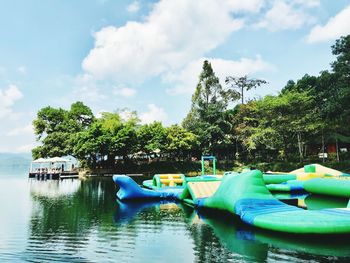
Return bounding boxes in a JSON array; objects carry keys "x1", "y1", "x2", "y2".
[{"x1": 1, "y1": 172, "x2": 350, "y2": 263}]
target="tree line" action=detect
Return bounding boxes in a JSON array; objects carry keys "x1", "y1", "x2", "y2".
[{"x1": 32, "y1": 35, "x2": 350, "y2": 168}]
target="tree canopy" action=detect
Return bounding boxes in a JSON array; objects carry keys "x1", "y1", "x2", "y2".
[{"x1": 183, "y1": 60, "x2": 232, "y2": 155}]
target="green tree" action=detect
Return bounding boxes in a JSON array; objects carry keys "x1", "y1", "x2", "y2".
[
  {"x1": 225, "y1": 75, "x2": 267, "y2": 104},
  {"x1": 69, "y1": 101, "x2": 95, "y2": 129},
  {"x1": 279, "y1": 36, "x2": 350, "y2": 162},
  {"x1": 32, "y1": 107, "x2": 70, "y2": 158},
  {"x1": 255, "y1": 91, "x2": 316, "y2": 161},
  {"x1": 72, "y1": 112, "x2": 139, "y2": 168},
  {"x1": 330, "y1": 35, "x2": 350, "y2": 124},
  {"x1": 137, "y1": 122, "x2": 167, "y2": 155},
  {"x1": 72, "y1": 122, "x2": 109, "y2": 168},
  {"x1": 98, "y1": 112, "x2": 138, "y2": 165},
  {"x1": 183, "y1": 60, "x2": 231, "y2": 155},
  {"x1": 110, "y1": 121, "x2": 138, "y2": 160},
  {"x1": 32, "y1": 102, "x2": 94, "y2": 159},
  {"x1": 229, "y1": 101, "x2": 264, "y2": 161},
  {"x1": 165, "y1": 125, "x2": 198, "y2": 159}
]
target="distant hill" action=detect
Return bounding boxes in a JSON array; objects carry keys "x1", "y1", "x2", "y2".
[{"x1": 0, "y1": 152, "x2": 32, "y2": 175}]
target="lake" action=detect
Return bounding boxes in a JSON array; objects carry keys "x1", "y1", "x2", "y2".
[{"x1": 1, "y1": 172, "x2": 350, "y2": 262}]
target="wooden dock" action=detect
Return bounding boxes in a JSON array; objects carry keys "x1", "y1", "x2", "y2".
[{"x1": 29, "y1": 171, "x2": 79, "y2": 180}]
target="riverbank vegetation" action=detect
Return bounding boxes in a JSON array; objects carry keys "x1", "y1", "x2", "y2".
[{"x1": 32, "y1": 35, "x2": 350, "y2": 173}]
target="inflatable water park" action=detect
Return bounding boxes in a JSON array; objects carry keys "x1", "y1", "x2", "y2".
[{"x1": 112, "y1": 158, "x2": 350, "y2": 235}]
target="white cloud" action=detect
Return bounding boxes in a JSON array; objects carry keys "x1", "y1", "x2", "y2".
[
  {"x1": 0, "y1": 84, "x2": 23, "y2": 119},
  {"x1": 6, "y1": 124, "x2": 33, "y2": 136},
  {"x1": 95, "y1": 109, "x2": 108, "y2": 119},
  {"x1": 166, "y1": 56, "x2": 273, "y2": 95},
  {"x1": 118, "y1": 108, "x2": 137, "y2": 122},
  {"x1": 127, "y1": 1, "x2": 140, "y2": 13},
  {"x1": 73, "y1": 74, "x2": 106, "y2": 103},
  {"x1": 307, "y1": 4, "x2": 350, "y2": 43},
  {"x1": 82, "y1": 0, "x2": 245, "y2": 83},
  {"x1": 139, "y1": 104, "x2": 168, "y2": 124},
  {"x1": 78, "y1": 0, "x2": 318, "y2": 99},
  {"x1": 113, "y1": 87, "x2": 136, "y2": 98},
  {"x1": 256, "y1": 1, "x2": 316, "y2": 31}
]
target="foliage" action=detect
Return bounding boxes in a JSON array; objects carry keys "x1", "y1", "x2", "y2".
[
  {"x1": 257, "y1": 91, "x2": 317, "y2": 161},
  {"x1": 225, "y1": 75, "x2": 267, "y2": 104},
  {"x1": 165, "y1": 125, "x2": 198, "y2": 158},
  {"x1": 72, "y1": 122, "x2": 108, "y2": 168},
  {"x1": 32, "y1": 102, "x2": 94, "y2": 159},
  {"x1": 137, "y1": 122, "x2": 167, "y2": 154},
  {"x1": 183, "y1": 60, "x2": 232, "y2": 155},
  {"x1": 330, "y1": 35, "x2": 350, "y2": 124}
]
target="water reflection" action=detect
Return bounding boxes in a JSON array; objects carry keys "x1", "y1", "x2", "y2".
[
  {"x1": 188, "y1": 210, "x2": 266, "y2": 262},
  {"x1": 1, "y1": 175, "x2": 350, "y2": 262},
  {"x1": 113, "y1": 200, "x2": 180, "y2": 224},
  {"x1": 112, "y1": 198, "x2": 196, "y2": 262},
  {"x1": 24, "y1": 178, "x2": 117, "y2": 262},
  {"x1": 199, "y1": 210, "x2": 350, "y2": 262},
  {"x1": 29, "y1": 179, "x2": 81, "y2": 198}
]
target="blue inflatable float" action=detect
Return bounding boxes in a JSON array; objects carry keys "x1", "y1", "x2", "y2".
[{"x1": 113, "y1": 174, "x2": 183, "y2": 200}]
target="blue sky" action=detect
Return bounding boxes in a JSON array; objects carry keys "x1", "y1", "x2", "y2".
[{"x1": 0, "y1": 0, "x2": 349, "y2": 153}]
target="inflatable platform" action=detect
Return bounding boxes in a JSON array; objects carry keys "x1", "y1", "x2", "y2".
[
  {"x1": 180, "y1": 180, "x2": 221, "y2": 206},
  {"x1": 196, "y1": 170, "x2": 350, "y2": 234}
]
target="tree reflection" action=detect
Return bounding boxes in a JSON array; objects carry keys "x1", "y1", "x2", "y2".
[{"x1": 28, "y1": 178, "x2": 116, "y2": 242}]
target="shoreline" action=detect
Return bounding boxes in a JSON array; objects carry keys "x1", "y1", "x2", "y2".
[{"x1": 77, "y1": 160, "x2": 350, "y2": 177}]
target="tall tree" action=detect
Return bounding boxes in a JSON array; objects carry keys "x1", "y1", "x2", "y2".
[
  {"x1": 225, "y1": 75, "x2": 267, "y2": 104},
  {"x1": 183, "y1": 60, "x2": 231, "y2": 155},
  {"x1": 330, "y1": 35, "x2": 350, "y2": 124}
]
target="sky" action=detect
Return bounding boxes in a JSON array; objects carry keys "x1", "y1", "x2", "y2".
[{"x1": 0, "y1": 0, "x2": 350, "y2": 154}]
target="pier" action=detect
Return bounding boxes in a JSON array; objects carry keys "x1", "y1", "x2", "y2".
[{"x1": 29, "y1": 156, "x2": 78, "y2": 180}]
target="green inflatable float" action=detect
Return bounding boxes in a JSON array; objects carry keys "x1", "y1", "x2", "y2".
[
  {"x1": 196, "y1": 170, "x2": 350, "y2": 234},
  {"x1": 263, "y1": 173, "x2": 296, "y2": 184},
  {"x1": 303, "y1": 178, "x2": 350, "y2": 198},
  {"x1": 142, "y1": 174, "x2": 186, "y2": 189}
]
